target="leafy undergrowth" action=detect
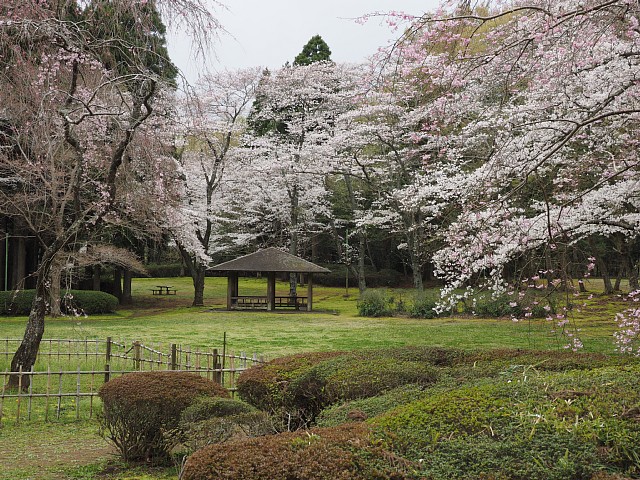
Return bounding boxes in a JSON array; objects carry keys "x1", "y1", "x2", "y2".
[{"x1": 183, "y1": 347, "x2": 640, "y2": 480}]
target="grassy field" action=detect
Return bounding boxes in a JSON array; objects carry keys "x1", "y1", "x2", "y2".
[{"x1": 0, "y1": 276, "x2": 632, "y2": 479}]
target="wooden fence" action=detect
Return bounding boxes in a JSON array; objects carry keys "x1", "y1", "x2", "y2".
[{"x1": 0, "y1": 338, "x2": 264, "y2": 424}]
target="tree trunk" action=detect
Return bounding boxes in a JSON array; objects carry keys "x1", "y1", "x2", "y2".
[
  {"x1": 407, "y1": 229, "x2": 424, "y2": 291},
  {"x1": 630, "y1": 260, "x2": 639, "y2": 291},
  {"x1": 356, "y1": 231, "x2": 367, "y2": 293},
  {"x1": 122, "y1": 269, "x2": 132, "y2": 305},
  {"x1": 49, "y1": 254, "x2": 63, "y2": 317},
  {"x1": 92, "y1": 265, "x2": 101, "y2": 291},
  {"x1": 596, "y1": 256, "x2": 614, "y2": 295},
  {"x1": 113, "y1": 268, "x2": 122, "y2": 301},
  {"x1": 192, "y1": 264, "x2": 206, "y2": 307},
  {"x1": 8, "y1": 249, "x2": 55, "y2": 390},
  {"x1": 289, "y1": 185, "x2": 299, "y2": 298}
]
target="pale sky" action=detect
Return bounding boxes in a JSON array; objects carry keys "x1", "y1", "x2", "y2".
[{"x1": 167, "y1": 0, "x2": 441, "y2": 84}]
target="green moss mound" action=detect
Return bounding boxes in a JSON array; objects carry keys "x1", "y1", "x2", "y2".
[{"x1": 98, "y1": 371, "x2": 228, "y2": 462}]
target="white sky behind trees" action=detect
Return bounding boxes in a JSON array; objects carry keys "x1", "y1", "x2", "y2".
[{"x1": 167, "y1": 0, "x2": 440, "y2": 84}]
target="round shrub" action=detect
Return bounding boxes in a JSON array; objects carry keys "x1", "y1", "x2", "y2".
[
  {"x1": 181, "y1": 423, "x2": 407, "y2": 480},
  {"x1": 357, "y1": 289, "x2": 394, "y2": 317},
  {"x1": 409, "y1": 292, "x2": 439, "y2": 318},
  {"x1": 0, "y1": 289, "x2": 118, "y2": 315},
  {"x1": 180, "y1": 397, "x2": 257, "y2": 424},
  {"x1": 98, "y1": 371, "x2": 229, "y2": 462},
  {"x1": 168, "y1": 397, "x2": 273, "y2": 455},
  {"x1": 61, "y1": 290, "x2": 119, "y2": 314}
]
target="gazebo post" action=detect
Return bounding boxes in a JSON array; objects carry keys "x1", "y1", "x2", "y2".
[
  {"x1": 267, "y1": 272, "x2": 276, "y2": 311},
  {"x1": 307, "y1": 273, "x2": 314, "y2": 312},
  {"x1": 227, "y1": 272, "x2": 238, "y2": 310}
]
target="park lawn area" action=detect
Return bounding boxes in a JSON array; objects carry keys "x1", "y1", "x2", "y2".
[
  {"x1": 0, "y1": 277, "x2": 630, "y2": 479},
  {"x1": 0, "y1": 276, "x2": 625, "y2": 358}
]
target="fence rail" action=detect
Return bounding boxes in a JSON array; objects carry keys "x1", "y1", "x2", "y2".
[{"x1": 0, "y1": 337, "x2": 264, "y2": 424}]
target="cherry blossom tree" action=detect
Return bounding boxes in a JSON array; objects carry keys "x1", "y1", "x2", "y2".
[
  {"x1": 244, "y1": 61, "x2": 359, "y2": 295},
  {"x1": 380, "y1": 0, "x2": 639, "y2": 347},
  {"x1": 171, "y1": 67, "x2": 262, "y2": 306},
  {"x1": 0, "y1": 0, "x2": 220, "y2": 388}
]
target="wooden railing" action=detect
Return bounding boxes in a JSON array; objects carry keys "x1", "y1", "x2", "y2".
[{"x1": 231, "y1": 296, "x2": 308, "y2": 309}]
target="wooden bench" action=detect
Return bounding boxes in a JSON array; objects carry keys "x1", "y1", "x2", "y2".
[
  {"x1": 152, "y1": 287, "x2": 177, "y2": 295},
  {"x1": 232, "y1": 296, "x2": 268, "y2": 309}
]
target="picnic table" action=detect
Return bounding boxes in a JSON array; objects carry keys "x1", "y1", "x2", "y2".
[{"x1": 152, "y1": 285, "x2": 177, "y2": 295}]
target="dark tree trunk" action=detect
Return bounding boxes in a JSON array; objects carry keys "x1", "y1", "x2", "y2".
[
  {"x1": 8, "y1": 248, "x2": 56, "y2": 390},
  {"x1": 630, "y1": 260, "x2": 639, "y2": 291},
  {"x1": 177, "y1": 243, "x2": 206, "y2": 307},
  {"x1": 122, "y1": 269, "x2": 132, "y2": 304},
  {"x1": 113, "y1": 268, "x2": 122, "y2": 301},
  {"x1": 92, "y1": 265, "x2": 101, "y2": 291},
  {"x1": 192, "y1": 265, "x2": 206, "y2": 307}
]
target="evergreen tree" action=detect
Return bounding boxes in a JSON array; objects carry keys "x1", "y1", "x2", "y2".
[{"x1": 293, "y1": 35, "x2": 332, "y2": 66}]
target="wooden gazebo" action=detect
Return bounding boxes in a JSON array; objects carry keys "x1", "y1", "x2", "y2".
[{"x1": 209, "y1": 248, "x2": 330, "y2": 311}]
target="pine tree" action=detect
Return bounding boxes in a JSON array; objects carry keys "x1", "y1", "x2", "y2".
[{"x1": 293, "y1": 35, "x2": 332, "y2": 66}]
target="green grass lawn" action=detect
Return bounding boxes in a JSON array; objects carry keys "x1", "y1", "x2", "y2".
[{"x1": 0, "y1": 276, "x2": 631, "y2": 479}]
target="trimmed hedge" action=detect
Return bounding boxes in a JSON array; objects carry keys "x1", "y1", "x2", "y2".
[
  {"x1": 237, "y1": 347, "x2": 446, "y2": 429},
  {"x1": 0, "y1": 289, "x2": 119, "y2": 315},
  {"x1": 144, "y1": 263, "x2": 183, "y2": 278},
  {"x1": 185, "y1": 348, "x2": 640, "y2": 479},
  {"x1": 98, "y1": 371, "x2": 228, "y2": 462},
  {"x1": 167, "y1": 397, "x2": 272, "y2": 456},
  {"x1": 181, "y1": 423, "x2": 407, "y2": 480},
  {"x1": 372, "y1": 365, "x2": 640, "y2": 479}
]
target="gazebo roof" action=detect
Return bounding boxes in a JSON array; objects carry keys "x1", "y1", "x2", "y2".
[{"x1": 209, "y1": 247, "x2": 331, "y2": 274}]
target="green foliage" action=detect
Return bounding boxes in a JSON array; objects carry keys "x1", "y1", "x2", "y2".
[
  {"x1": 98, "y1": 371, "x2": 229, "y2": 462},
  {"x1": 408, "y1": 291, "x2": 440, "y2": 318},
  {"x1": 144, "y1": 263, "x2": 183, "y2": 278},
  {"x1": 316, "y1": 384, "x2": 425, "y2": 427},
  {"x1": 315, "y1": 265, "x2": 405, "y2": 288},
  {"x1": 238, "y1": 347, "x2": 442, "y2": 429},
  {"x1": 167, "y1": 397, "x2": 272, "y2": 455},
  {"x1": 181, "y1": 423, "x2": 402, "y2": 480},
  {"x1": 0, "y1": 289, "x2": 118, "y2": 315},
  {"x1": 293, "y1": 35, "x2": 332, "y2": 66},
  {"x1": 357, "y1": 289, "x2": 394, "y2": 317}
]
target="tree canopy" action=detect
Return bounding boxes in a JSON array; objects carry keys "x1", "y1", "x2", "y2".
[{"x1": 294, "y1": 34, "x2": 332, "y2": 65}]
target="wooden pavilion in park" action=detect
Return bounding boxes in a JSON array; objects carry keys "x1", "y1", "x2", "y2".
[{"x1": 209, "y1": 247, "x2": 330, "y2": 311}]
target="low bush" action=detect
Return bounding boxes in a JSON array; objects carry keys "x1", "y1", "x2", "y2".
[
  {"x1": 144, "y1": 263, "x2": 183, "y2": 278},
  {"x1": 0, "y1": 289, "x2": 118, "y2": 315},
  {"x1": 238, "y1": 347, "x2": 444, "y2": 429},
  {"x1": 316, "y1": 384, "x2": 425, "y2": 428},
  {"x1": 357, "y1": 289, "x2": 394, "y2": 317},
  {"x1": 181, "y1": 423, "x2": 407, "y2": 480},
  {"x1": 167, "y1": 397, "x2": 272, "y2": 456},
  {"x1": 408, "y1": 291, "x2": 440, "y2": 318},
  {"x1": 371, "y1": 365, "x2": 640, "y2": 479},
  {"x1": 98, "y1": 371, "x2": 228, "y2": 462}
]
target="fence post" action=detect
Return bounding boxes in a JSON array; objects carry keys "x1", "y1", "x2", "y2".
[
  {"x1": 171, "y1": 344, "x2": 177, "y2": 370},
  {"x1": 133, "y1": 341, "x2": 141, "y2": 370},
  {"x1": 105, "y1": 337, "x2": 112, "y2": 365},
  {"x1": 104, "y1": 363, "x2": 110, "y2": 384},
  {"x1": 213, "y1": 348, "x2": 222, "y2": 384}
]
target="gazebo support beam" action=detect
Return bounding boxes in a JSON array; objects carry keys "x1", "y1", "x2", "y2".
[
  {"x1": 226, "y1": 272, "x2": 238, "y2": 310},
  {"x1": 307, "y1": 273, "x2": 314, "y2": 312},
  {"x1": 267, "y1": 272, "x2": 276, "y2": 311}
]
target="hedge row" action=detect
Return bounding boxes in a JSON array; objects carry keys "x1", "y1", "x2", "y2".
[
  {"x1": 190, "y1": 348, "x2": 640, "y2": 479},
  {"x1": 0, "y1": 289, "x2": 119, "y2": 315},
  {"x1": 236, "y1": 347, "x2": 452, "y2": 429}
]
